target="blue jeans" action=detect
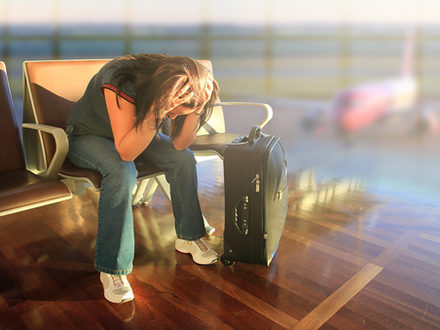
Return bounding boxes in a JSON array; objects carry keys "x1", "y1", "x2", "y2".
[{"x1": 67, "y1": 132, "x2": 206, "y2": 275}]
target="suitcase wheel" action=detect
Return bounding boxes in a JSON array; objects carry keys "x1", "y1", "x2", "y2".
[{"x1": 220, "y1": 254, "x2": 234, "y2": 266}]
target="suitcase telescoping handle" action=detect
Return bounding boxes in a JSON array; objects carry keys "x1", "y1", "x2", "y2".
[{"x1": 248, "y1": 125, "x2": 261, "y2": 144}]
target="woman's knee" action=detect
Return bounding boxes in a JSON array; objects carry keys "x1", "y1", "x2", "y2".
[
  {"x1": 103, "y1": 161, "x2": 138, "y2": 189},
  {"x1": 174, "y1": 148, "x2": 196, "y2": 168}
]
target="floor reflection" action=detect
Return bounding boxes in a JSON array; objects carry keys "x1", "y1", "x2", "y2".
[{"x1": 290, "y1": 168, "x2": 365, "y2": 212}]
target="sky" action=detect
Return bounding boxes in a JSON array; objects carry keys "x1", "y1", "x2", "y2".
[{"x1": 2, "y1": 0, "x2": 440, "y2": 26}]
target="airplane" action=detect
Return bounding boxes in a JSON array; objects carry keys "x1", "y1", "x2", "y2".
[{"x1": 302, "y1": 30, "x2": 439, "y2": 137}]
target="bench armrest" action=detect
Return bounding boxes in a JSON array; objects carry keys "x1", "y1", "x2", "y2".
[
  {"x1": 215, "y1": 102, "x2": 273, "y2": 129},
  {"x1": 22, "y1": 123, "x2": 68, "y2": 179}
]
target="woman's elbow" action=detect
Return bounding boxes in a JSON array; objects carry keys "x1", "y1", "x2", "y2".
[
  {"x1": 120, "y1": 154, "x2": 135, "y2": 162},
  {"x1": 116, "y1": 147, "x2": 136, "y2": 162}
]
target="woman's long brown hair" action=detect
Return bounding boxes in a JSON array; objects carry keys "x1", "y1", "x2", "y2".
[{"x1": 106, "y1": 54, "x2": 219, "y2": 138}]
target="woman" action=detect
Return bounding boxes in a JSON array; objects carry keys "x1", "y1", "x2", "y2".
[{"x1": 66, "y1": 54, "x2": 220, "y2": 303}]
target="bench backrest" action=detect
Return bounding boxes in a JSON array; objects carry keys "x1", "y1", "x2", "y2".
[{"x1": 23, "y1": 59, "x2": 110, "y2": 171}]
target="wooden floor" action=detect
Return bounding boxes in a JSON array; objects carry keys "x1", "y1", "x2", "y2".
[{"x1": 0, "y1": 155, "x2": 439, "y2": 329}]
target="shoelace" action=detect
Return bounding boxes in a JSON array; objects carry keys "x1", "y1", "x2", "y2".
[
  {"x1": 195, "y1": 239, "x2": 208, "y2": 252},
  {"x1": 111, "y1": 275, "x2": 125, "y2": 288}
]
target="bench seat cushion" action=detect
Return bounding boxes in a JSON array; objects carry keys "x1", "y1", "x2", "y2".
[{"x1": 0, "y1": 169, "x2": 71, "y2": 214}]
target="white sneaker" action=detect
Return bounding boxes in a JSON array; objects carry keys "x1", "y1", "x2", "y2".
[
  {"x1": 175, "y1": 238, "x2": 218, "y2": 265},
  {"x1": 100, "y1": 272, "x2": 134, "y2": 303}
]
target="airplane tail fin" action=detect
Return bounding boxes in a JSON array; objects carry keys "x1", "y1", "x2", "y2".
[{"x1": 402, "y1": 28, "x2": 415, "y2": 76}]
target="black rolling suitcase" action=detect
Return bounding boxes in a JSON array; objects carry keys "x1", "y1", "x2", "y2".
[{"x1": 221, "y1": 125, "x2": 288, "y2": 266}]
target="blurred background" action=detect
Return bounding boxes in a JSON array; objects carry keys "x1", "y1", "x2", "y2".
[
  {"x1": 2, "y1": 0, "x2": 440, "y2": 99},
  {"x1": 2, "y1": 0, "x2": 440, "y2": 205}
]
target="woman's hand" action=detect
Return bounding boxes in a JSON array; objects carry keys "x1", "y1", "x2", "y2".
[
  {"x1": 165, "y1": 73, "x2": 215, "y2": 120},
  {"x1": 155, "y1": 77, "x2": 192, "y2": 120},
  {"x1": 169, "y1": 72, "x2": 215, "y2": 149},
  {"x1": 163, "y1": 78, "x2": 194, "y2": 119}
]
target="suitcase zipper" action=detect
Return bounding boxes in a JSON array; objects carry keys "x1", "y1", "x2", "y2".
[{"x1": 251, "y1": 174, "x2": 260, "y2": 192}]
